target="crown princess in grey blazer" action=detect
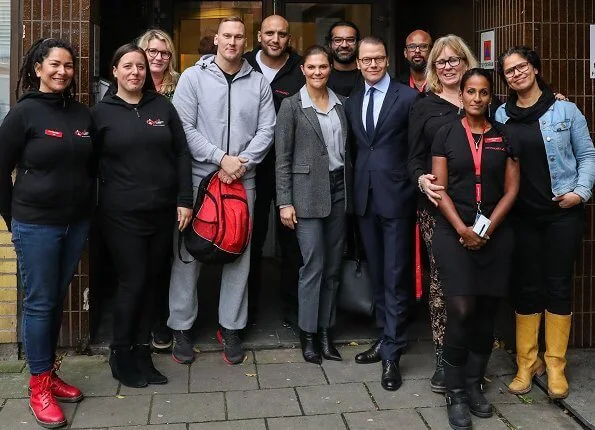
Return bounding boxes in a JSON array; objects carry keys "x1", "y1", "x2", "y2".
[{"x1": 275, "y1": 45, "x2": 353, "y2": 365}]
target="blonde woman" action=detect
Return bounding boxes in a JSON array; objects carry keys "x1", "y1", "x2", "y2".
[{"x1": 137, "y1": 29, "x2": 179, "y2": 98}]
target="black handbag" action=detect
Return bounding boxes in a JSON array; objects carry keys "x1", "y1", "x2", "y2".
[{"x1": 338, "y1": 221, "x2": 375, "y2": 316}]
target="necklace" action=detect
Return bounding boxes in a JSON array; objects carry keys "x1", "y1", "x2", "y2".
[{"x1": 473, "y1": 133, "x2": 482, "y2": 149}]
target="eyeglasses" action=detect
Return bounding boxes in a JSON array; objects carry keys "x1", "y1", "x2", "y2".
[
  {"x1": 503, "y1": 61, "x2": 530, "y2": 78},
  {"x1": 358, "y1": 56, "x2": 387, "y2": 66},
  {"x1": 405, "y1": 43, "x2": 430, "y2": 52},
  {"x1": 145, "y1": 48, "x2": 172, "y2": 60},
  {"x1": 434, "y1": 56, "x2": 462, "y2": 69},
  {"x1": 331, "y1": 37, "x2": 357, "y2": 45}
]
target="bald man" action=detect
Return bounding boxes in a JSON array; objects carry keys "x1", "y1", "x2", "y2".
[
  {"x1": 244, "y1": 15, "x2": 304, "y2": 325},
  {"x1": 400, "y1": 30, "x2": 432, "y2": 92}
]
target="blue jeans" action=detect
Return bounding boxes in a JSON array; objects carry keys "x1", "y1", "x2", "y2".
[{"x1": 12, "y1": 219, "x2": 91, "y2": 374}]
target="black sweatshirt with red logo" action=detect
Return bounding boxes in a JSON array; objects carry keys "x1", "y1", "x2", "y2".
[
  {"x1": 91, "y1": 91, "x2": 193, "y2": 214},
  {"x1": 0, "y1": 91, "x2": 94, "y2": 228}
]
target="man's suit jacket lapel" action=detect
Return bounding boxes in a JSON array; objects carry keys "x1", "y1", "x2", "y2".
[
  {"x1": 374, "y1": 80, "x2": 400, "y2": 136},
  {"x1": 352, "y1": 88, "x2": 370, "y2": 144}
]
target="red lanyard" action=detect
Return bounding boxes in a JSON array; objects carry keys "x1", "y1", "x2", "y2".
[
  {"x1": 409, "y1": 75, "x2": 426, "y2": 93},
  {"x1": 461, "y1": 117, "x2": 487, "y2": 210}
]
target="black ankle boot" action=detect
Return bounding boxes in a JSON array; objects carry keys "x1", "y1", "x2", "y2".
[
  {"x1": 300, "y1": 330, "x2": 322, "y2": 364},
  {"x1": 319, "y1": 328, "x2": 342, "y2": 361},
  {"x1": 134, "y1": 344, "x2": 168, "y2": 385},
  {"x1": 430, "y1": 346, "x2": 446, "y2": 393},
  {"x1": 466, "y1": 352, "x2": 493, "y2": 418},
  {"x1": 109, "y1": 347, "x2": 148, "y2": 388},
  {"x1": 444, "y1": 359, "x2": 472, "y2": 430}
]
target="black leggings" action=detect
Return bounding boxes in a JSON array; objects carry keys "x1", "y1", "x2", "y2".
[{"x1": 443, "y1": 296, "x2": 500, "y2": 366}]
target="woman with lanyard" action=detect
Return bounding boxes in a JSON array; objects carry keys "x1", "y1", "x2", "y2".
[
  {"x1": 275, "y1": 45, "x2": 351, "y2": 364},
  {"x1": 0, "y1": 38, "x2": 93, "y2": 428},
  {"x1": 431, "y1": 68, "x2": 519, "y2": 430},
  {"x1": 496, "y1": 46, "x2": 595, "y2": 400}
]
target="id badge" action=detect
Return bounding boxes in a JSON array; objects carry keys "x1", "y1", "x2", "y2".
[{"x1": 472, "y1": 213, "x2": 491, "y2": 238}]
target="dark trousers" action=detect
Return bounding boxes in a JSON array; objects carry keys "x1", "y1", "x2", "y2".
[
  {"x1": 358, "y1": 193, "x2": 414, "y2": 361},
  {"x1": 101, "y1": 209, "x2": 174, "y2": 348},
  {"x1": 443, "y1": 296, "x2": 499, "y2": 366},
  {"x1": 512, "y1": 208, "x2": 585, "y2": 316},
  {"x1": 249, "y1": 157, "x2": 301, "y2": 316}
]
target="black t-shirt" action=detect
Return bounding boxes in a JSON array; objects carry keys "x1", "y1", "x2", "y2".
[
  {"x1": 432, "y1": 121, "x2": 512, "y2": 226},
  {"x1": 222, "y1": 70, "x2": 238, "y2": 84},
  {"x1": 505, "y1": 119, "x2": 561, "y2": 215},
  {"x1": 328, "y1": 68, "x2": 364, "y2": 97}
]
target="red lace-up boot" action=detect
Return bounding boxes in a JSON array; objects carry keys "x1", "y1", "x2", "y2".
[
  {"x1": 51, "y1": 359, "x2": 83, "y2": 402},
  {"x1": 29, "y1": 371, "x2": 67, "y2": 428}
]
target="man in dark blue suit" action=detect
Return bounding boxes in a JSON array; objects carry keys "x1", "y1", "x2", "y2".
[{"x1": 345, "y1": 36, "x2": 419, "y2": 391}]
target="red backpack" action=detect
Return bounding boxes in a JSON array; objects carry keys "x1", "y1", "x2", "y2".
[{"x1": 183, "y1": 171, "x2": 252, "y2": 264}]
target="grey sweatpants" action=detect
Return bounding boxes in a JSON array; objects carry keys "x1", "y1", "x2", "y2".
[{"x1": 167, "y1": 187, "x2": 255, "y2": 331}]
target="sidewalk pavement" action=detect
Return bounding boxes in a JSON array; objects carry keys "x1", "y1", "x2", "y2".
[{"x1": 0, "y1": 341, "x2": 586, "y2": 430}]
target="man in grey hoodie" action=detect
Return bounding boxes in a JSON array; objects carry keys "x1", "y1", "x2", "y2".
[{"x1": 168, "y1": 16, "x2": 276, "y2": 365}]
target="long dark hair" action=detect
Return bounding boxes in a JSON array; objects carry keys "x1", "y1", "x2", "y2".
[
  {"x1": 17, "y1": 38, "x2": 77, "y2": 99},
  {"x1": 497, "y1": 45, "x2": 548, "y2": 92},
  {"x1": 110, "y1": 43, "x2": 156, "y2": 93}
]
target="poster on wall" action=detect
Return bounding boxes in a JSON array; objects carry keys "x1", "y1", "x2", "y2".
[
  {"x1": 590, "y1": 25, "x2": 595, "y2": 79},
  {"x1": 480, "y1": 30, "x2": 495, "y2": 70}
]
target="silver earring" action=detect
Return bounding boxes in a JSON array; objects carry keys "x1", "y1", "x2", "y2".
[
  {"x1": 488, "y1": 103, "x2": 492, "y2": 118},
  {"x1": 457, "y1": 106, "x2": 462, "y2": 115}
]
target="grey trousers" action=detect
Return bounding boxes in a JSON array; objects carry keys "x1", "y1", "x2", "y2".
[
  {"x1": 295, "y1": 175, "x2": 345, "y2": 333},
  {"x1": 168, "y1": 186, "x2": 255, "y2": 331}
]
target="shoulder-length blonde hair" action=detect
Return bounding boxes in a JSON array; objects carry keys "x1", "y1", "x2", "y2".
[
  {"x1": 137, "y1": 29, "x2": 179, "y2": 95},
  {"x1": 425, "y1": 34, "x2": 478, "y2": 94}
]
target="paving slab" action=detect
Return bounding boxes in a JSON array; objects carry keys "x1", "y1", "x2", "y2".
[
  {"x1": 296, "y1": 382, "x2": 375, "y2": 415},
  {"x1": 0, "y1": 399, "x2": 76, "y2": 430},
  {"x1": 193, "y1": 350, "x2": 254, "y2": 365},
  {"x1": 116, "y1": 425, "x2": 187, "y2": 430},
  {"x1": 344, "y1": 409, "x2": 428, "y2": 429},
  {"x1": 56, "y1": 355, "x2": 118, "y2": 397},
  {"x1": 189, "y1": 419, "x2": 267, "y2": 430},
  {"x1": 482, "y1": 377, "x2": 520, "y2": 405},
  {"x1": 150, "y1": 392, "x2": 225, "y2": 424},
  {"x1": 0, "y1": 371, "x2": 28, "y2": 398},
  {"x1": 267, "y1": 413, "x2": 347, "y2": 429},
  {"x1": 497, "y1": 403, "x2": 584, "y2": 429},
  {"x1": 0, "y1": 361, "x2": 25, "y2": 374},
  {"x1": 400, "y1": 352, "x2": 438, "y2": 380},
  {"x1": 417, "y1": 406, "x2": 510, "y2": 429},
  {"x1": 254, "y1": 348, "x2": 303, "y2": 364},
  {"x1": 225, "y1": 388, "x2": 301, "y2": 420},
  {"x1": 486, "y1": 349, "x2": 516, "y2": 376},
  {"x1": 120, "y1": 353, "x2": 189, "y2": 395},
  {"x1": 189, "y1": 361, "x2": 259, "y2": 392},
  {"x1": 322, "y1": 358, "x2": 379, "y2": 384},
  {"x1": 366, "y1": 379, "x2": 445, "y2": 410},
  {"x1": 257, "y1": 362, "x2": 327, "y2": 388},
  {"x1": 69, "y1": 395, "x2": 151, "y2": 428},
  {"x1": 496, "y1": 375, "x2": 552, "y2": 405}
]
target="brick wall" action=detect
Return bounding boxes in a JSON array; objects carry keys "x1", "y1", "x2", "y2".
[
  {"x1": 0, "y1": 0, "x2": 95, "y2": 349},
  {"x1": 474, "y1": 0, "x2": 595, "y2": 347}
]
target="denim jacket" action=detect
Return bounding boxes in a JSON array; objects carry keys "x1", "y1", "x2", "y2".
[{"x1": 496, "y1": 100, "x2": 595, "y2": 202}]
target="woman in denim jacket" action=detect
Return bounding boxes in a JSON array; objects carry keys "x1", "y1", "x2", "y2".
[{"x1": 495, "y1": 46, "x2": 595, "y2": 400}]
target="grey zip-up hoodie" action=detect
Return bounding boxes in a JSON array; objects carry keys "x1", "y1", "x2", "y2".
[{"x1": 172, "y1": 55, "x2": 276, "y2": 189}]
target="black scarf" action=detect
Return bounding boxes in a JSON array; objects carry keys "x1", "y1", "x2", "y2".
[{"x1": 504, "y1": 86, "x2": 556, "y2": 123}]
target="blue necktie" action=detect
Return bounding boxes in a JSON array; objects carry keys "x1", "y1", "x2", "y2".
[{"x1": 366, "y1": 87, "x2": 375, "y2": 140}]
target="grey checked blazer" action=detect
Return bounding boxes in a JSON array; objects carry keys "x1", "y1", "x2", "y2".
[{"x1": 275, "y1": 90, "x2": 353, "y2": 218}]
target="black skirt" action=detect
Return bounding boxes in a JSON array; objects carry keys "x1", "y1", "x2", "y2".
[{"x1": 432, "y1": 221, "x2": 514, "y2": 298}]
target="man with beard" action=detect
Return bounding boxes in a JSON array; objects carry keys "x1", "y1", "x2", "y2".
[
  {"x1": 244, "y1": 15, "x2": 304, "y2": 325},
  {"x1": 327, "y1": 21, "x2": 364, "y2": 97},
  {"x1": 399, "y1": 30, "x2": 432, "y2": 93}
]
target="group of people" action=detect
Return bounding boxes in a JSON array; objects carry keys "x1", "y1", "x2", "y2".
[{"x1": 0, "y1": 14, "x2": 593, "y2": 430}]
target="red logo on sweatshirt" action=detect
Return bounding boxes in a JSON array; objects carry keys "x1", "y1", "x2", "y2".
[
  {"x1": 74, "y1": 129, "x2": 90, "y2": 138},
  {"x1": 45, "y1": 129, "x2": 63, "y2": 138},
  {"x1": 146, "y1": 118, "x2": 165, "y2": 127}
]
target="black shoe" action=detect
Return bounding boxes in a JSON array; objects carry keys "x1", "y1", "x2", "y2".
[
  {"x1": 133, "y1": 344, "x2": 168, "y2": 385},
  {"x1": 381, "y1": 359, "x2": 402, "y2": 391},
  {"x1": 466, "y1": 352, "x2": 493, "y2": 418},
  {"x1": 319, "y1": 328, "x2": 342, "y2": 361},
  {"x1": 355, "y1": 339, "x2": 383, "y2": 364},
  {"x1": 109, "y1": 347, "x2": 148, "y2": 388},
  {"x1": 151, "y1": 324, "x2": 173, "y2": 351},
  {"x1": 300, "y1": 330, "x2": 322, "y2": 365},
  {"x1": 171, "y1": 330, "x2": 195, "y2": 364},
  {"x1": 430, "y1": 346, "x2": 446, "y2": 393},
  {"x1": 217, "y1": 327, "x2": 246, "y2": 365},
  {"x1": 445, "y1": 359, "x2": 472, "y2": 430}
]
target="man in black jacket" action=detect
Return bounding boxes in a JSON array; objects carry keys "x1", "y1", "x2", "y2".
[{"x1": 244, "y1": 15, "x2": 305, "y2": 325}]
